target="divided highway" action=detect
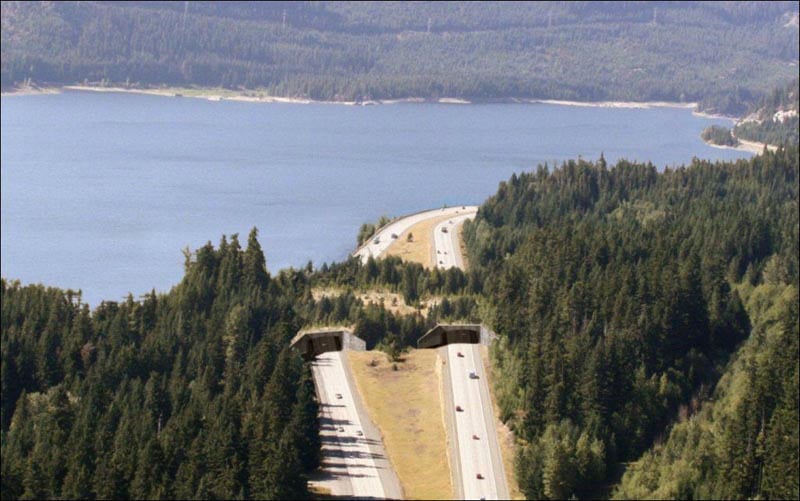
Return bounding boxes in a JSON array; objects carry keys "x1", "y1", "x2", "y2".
[
  {"x1": 310, "y1": 351, "x2": 402, "y2": 499},
  {"x1": 432, "y1": 213, "x2": 475, "y2": 269},
  {"x1": 441, "y1": 343, "x2": 509, "y2": 500},
  {"x1": 354, "y1": 206, "x2": 477, "y2": 264}
]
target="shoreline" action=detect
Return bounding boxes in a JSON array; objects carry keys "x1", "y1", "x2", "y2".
[
  {"x1": 704, "y1": 137, "x2": 777, "y2": 154},
  {"x1": 6, "y1": 83, "x2": 779, "y2": 153},
  {"x1": 3, "y1": 84, "x2": 702, "y2": 111}
]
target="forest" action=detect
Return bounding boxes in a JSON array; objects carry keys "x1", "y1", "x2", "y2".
[
  {"x1": 462, "y1": 147, "x2": 799, "y2": 498},
  {"x1": 2, "y1": 1, "x2": 798, "y2": 115},
  {"x1": 0, "y1": 229, "x2": 480, "y2": 499},
  {"x1": 1, "y1": 148, "x2": 798, "y2": 498}
]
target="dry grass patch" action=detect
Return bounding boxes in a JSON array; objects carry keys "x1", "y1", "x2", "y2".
[
  {"x1": 312, "y1": 287, "x2": 439, "y2": 316},
  {"x1": 384, "y1": 214, "x2": 454, "y2": 268},
  {"x1": 480, "y1": 346, "x2": 525, "y2": 499},
  {"x1": 346, "y1": 350, "x2": 453, "y2": 500}
]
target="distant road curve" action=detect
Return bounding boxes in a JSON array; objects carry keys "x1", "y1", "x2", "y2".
[
  {"x1": 353, "y1": 206, "x2": 478, "y2": 266},
  {"x1": 432, "y1": 213, "x2": 475, "y2": 270}
]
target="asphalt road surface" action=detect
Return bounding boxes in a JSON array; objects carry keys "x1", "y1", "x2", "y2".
[
  {"x1": 354, "y1": 206, "x2": 478, "y2": 263},
  {"x1": 432, "y1": 213, "x2": 475, "y2": 269},
  {"x1": 442, "y1": 343, "x2": 509, "y2": 500},
  {"x1": 310, "y1": 351, "x2": 403, "y2": 499}
]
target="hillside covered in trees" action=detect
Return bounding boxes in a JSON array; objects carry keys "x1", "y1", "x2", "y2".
[
  {"x1": 2, "y1": 1, "x2": 798, "y2": 115},
  {"x1": 463, "y1": 147, "x2": 799, "y2": 498},
  {"x1": 0, "y1": 227, "x2": 484, "y2": 499}
]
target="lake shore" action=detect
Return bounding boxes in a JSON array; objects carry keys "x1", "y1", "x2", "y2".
[
  {"x1": 704, "y1": 137, "x2": 777, "y2": 154},
  {"x1": 3, "y1": 83, "x2": 703, "y2": 110}
]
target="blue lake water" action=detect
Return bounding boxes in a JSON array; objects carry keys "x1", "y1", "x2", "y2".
[{"x1": 1, "y1": 90, "x2": 751, "y2": 305}]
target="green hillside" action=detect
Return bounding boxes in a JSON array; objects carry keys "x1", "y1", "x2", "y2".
[{"x1": 2, "y1": 1, "x2": 798, "y2": 114}]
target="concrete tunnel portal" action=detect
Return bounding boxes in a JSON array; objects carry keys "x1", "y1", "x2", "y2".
[
  {"x1": 290, "y1": 327, "x2": 366, "y2": 360},
  {"x1": 417, "y1": 324, "x2": 496, "y2": 349}
]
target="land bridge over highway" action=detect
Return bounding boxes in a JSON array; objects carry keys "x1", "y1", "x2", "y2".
[
  {"x1": 292, "y1": 328, "x2": 403, "y2": 499},
  {"x1": 418, "y1": 324, "x2": 508, "y2": 500},
  {"x1": 289, "y1": 327, "x2": 366, "y2": 360},
  {"x1": 416, "y1": 323, "x2": 496, "y2": 349}
]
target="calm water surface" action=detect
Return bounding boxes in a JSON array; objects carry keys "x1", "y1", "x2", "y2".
[{"x1": 1, "y1": 91, "x2": 751, "y2": 305}]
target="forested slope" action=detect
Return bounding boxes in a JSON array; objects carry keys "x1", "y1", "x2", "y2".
[
  {"x1": 2, "y1": 1, "x2": 798, "y2": 114},
  {"x1": 0, "y1": 228, "x2": 485, "y2": 499},
  {"x1": 463, "y1": 147, "x2": 799, "y2": 498}
]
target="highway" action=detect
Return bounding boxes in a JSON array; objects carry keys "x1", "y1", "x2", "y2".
[
  {"x1": 441, "y1": 343, "x2": 509, "y2": 500},
  {"x1": 310, "y1": 351, "x2": 403, "y2": 499},
  {"x1": 354, "y1": 206, "x2": 478, "y2": 264},
  {"x1": 432, "y1": 213, "x2": 475, "y2": 269}
]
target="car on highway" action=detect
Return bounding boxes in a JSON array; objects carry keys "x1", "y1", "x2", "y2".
[
  {"x1": 441, "y1": 227, "x2": 448, "y2": 233},
  {"x1": 338, "y1": 427, "x2": 345, "y2": 432},
  {"x1": 335, "y1": 393, "x2": 342, "y2": 399},
  {"x1": 457, "y1": 351, "x2": 464, "y2": 357},
  {"x1": 455, "y1": 405, "x2": 464, "y2": 412},
  {"x1": 439, "y1": 260, "x2": 444, "y2": 264},
  {"x1": 476, "y1": 473, "x2": 484, "y2": 480},
  {"x1": 469, "y1": 370, "x2": 479, "y2": 379},
  {"x1": 356, "y1": 430, "x2": 363, "y2": 436},
  {"x1": 472, "y1": 434, "x2": 480, "y2": 440},
  {"x1": 391, "y1": 233, "x2": 398, "y2": 239},
  {"x1": 373, "y1": 237, "x2": 380, "y2": 244}
]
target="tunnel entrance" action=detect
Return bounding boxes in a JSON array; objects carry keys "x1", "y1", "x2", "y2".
[
  {"x1": 417, "y1": 324, "x2": 495, "y2": 349},
  {"x1": 290, "y1": 328, "x2": 366, "y2": 360}
]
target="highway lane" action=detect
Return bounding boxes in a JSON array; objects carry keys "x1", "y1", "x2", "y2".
[
  {"x1": 354, "y1": 206, "x2": 478, "y2": 264},
  {"x1": 311, "y1": 351, "x2": 399, "y2": 499},
  {"x1": 443, "y1": 343, "x2": 509, "y2": 500},
  {"x1": 432, "y1": 212, "x2": 475, "y2": 269}
]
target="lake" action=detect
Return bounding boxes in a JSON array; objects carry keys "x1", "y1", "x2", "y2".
[{"x1": 1, "y1": 90, "x2": 752, "y2": 305}]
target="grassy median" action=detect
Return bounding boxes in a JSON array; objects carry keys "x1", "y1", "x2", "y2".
[
  {"x1": 384, "y1": 214, "x2": 453, "y2": 269},
  {"x1": 346, "y1": 349, "x2": 453, "y2": 500}
]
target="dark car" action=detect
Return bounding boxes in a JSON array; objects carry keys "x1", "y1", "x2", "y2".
[
  {"x1": 456, "y1": 405, "x2": 463, "y2": 412},
  {"x1": 457, "y1": 352, "x2": 464, "y2": 358},
  {"x1": 476, "y1": 473, "x2": 484, "y2": 480}
]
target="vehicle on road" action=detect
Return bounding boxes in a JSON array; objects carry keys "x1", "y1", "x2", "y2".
[
  {"x1": 338, "y1": 427, "x2": 345, "y2": 432},
  {"x1": 391, "y1": 233, "x2": 398, "y2": 239},
  {"x1": 455, "y1": 405, "x2": 463, "y2": 412},
  {"x1": 356, "y1": 430, "x2": 363, "y2": 436},
  {"x1": 440, "y1": 260, "x2": 444, "y2": 264},
  {"x1": 457, "y1": 351, "x2": 464, "y2": 357},
  {"x1": 336, "y1": 393, "x2": 342, "y2": 399},
  {"x1": 469, "y1": 370, "x2": 479, "y2": 379},
  {"x1": 476, "y1": 473, "x2": 484, "y2": 480},
  {"x1": 441, "y1": 227, "x2": 448, "y2": 233},
  {"x1": 373, "y1": 237, "x2": 380, "y2": 244},
  {"x1": 472, "y1": 434, "x2": 480, "y2": 440}
]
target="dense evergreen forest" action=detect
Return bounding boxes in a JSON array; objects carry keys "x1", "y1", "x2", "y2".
[
  {"x1": 0, "y1": 228, "x2": 481, "y2": 499},
  {"x1": 462, "y1": 147, "x2": 799, "y2": 498},
  {"x1": 2, "y1": 1, "x2": 798, "y2": 115}
]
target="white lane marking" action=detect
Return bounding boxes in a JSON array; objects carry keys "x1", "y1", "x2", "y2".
[
  {"x1": 314, "y1": 352, "x2": 386, "y2": 499},
  {"x1": 355, "y1": 206, "x2": 478, "y2": 263},
  {"x1": 447, "y1": 344, "x2": 500, "y2": 500},
  {"x1": 433, "y1": 213, "x2": 475, "y2": 269}
]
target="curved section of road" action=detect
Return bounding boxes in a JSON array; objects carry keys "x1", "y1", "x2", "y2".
[
  {"x1": 354, "y1": 206, "x2": 478, "y2": 264},
  {"x1": 432, "y1": 213, "x2": 475, "y2": 270},
  {"x1": 310, "y1": 351, "x2": 403, "y2": 499},
  {"x1": 441, "y1": 343, "x2": 509, "y2": 500}
]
